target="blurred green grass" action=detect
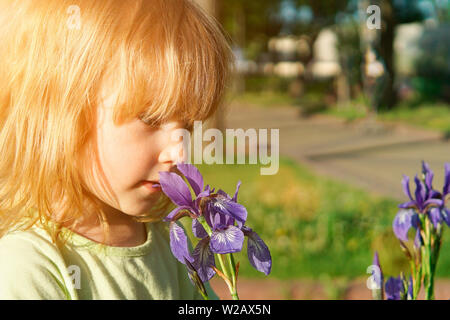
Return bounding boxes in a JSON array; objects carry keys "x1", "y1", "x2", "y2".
[
  {"x1": 322, "y1": 99, "x2": 450, "y2": 135},
  {"x1": 180, "y1": 157, "x2": 450, "y2": 281},
  {"x1": 379, "y1": 102, "x2": 450, "y2": 135},
  {"x1": 231, "y1": 91, "x2": 300, "y2": 108}
]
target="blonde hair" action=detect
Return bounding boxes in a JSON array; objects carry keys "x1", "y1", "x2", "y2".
[{"x1": 0, "y1": 0, "x2": 234, "y2": 244}]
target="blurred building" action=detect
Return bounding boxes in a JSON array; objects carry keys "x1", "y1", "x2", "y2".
[
  {"x1": 263, "y1": 35, "x2": 307, "y2": 78},
  {"x1": 394, "y1": 22, "x2": 425, "y2": 76},
  {"x1": 310, "y1": 28, "x2": 341, "y2": 79}
]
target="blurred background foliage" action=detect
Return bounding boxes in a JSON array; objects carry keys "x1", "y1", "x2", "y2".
[{"x1": 217, "y1": 0, "x2": 449, "y2": 120}]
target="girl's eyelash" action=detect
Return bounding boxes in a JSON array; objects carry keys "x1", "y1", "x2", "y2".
[{"x1": 138, "y1": 114, "x2": 192, "y2": 131}]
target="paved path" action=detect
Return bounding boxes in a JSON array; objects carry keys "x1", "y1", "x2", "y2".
[{"x1": 224, "y1": 103, "x2": 450, "y2": 201}]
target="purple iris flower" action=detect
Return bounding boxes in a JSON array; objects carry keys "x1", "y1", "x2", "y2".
[
  {"x1": 205, "y1": 186, "x2": 272, "y2": 275},
  {"x1": 194, "y1": 187, "x2": 272, "y2": 277},
  {"x1": 394, "y1": 162, "x2": 449, "y2": 241},
  {"x1": 385, "y1": 276, "x2": 404, "y2": 300},
  {"x1": 159, "y1": 162, "x2": 271, "y2": 283},
  {"x1": 399, "y1": 174, "x2": 443, "y2": 213}
]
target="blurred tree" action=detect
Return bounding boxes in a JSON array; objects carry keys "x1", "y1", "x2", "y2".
[
  {"x1": 292, "y1": 0, "x2": 348, "y2": 65},
  {"x1": 291, "y1": 0, "x2": 425, "y2": 110},
  {"x1": 221, "y1": 0, "x2": 284, "y2": 61},
  {"x1": 370, "y1": 0, "x2": 424, "y2": 110},
  {"x1": 289, "y1": 0, "x2": 350, "y2": 106},
  {"x1": 216, "y1": 0, "x2": 429, "y2": 111},
  {"x1": 376, "y1": 0, "x2": 397, "y2": 110},
  {"x1": 334, "y1": 21, "x2": 362, "y2": 105},
  {"x1": 415, "y1": 25, "x2": 450, "y2": 101}
]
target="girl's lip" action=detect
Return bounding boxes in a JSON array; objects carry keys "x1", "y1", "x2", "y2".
[{"x1": 142, "y1": 180, "x2": 161, "y2": 188}]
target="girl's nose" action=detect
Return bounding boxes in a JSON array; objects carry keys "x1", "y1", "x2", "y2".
[{"x1": 158, "y1": 135, "x2": 188, "y2": 165}]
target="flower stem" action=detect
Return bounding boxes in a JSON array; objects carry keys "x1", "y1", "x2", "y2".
[
  {"x1": 226, "y1": 254, "x2": 239, "y2": 300},
  {"x1": 199, "y1": 290, "x2": 209, "y2": 300},
  {"x1": 227, "y1": 254, "x2": 237, "y2": 288},
  {"x1": 217, "y1": 254, "x2": 232, "y2": 283},
  {"x1": 422, "y1": 216, "x2": 435, "y2": 300}
]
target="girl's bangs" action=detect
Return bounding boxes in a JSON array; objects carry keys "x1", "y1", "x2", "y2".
[{"x1": 109, "y1": 0, "x2": 233, "y2": 129}]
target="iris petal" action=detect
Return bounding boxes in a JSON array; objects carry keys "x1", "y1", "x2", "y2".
[
  {"x1": 193, "y1": 237, "x2": 216, "y2": 282},
  {"x1": 192, "y1": 219, "x2": 208, "y2": 239},
  {"x1": 414, "y1": 228, "x2": 423, "y2": 248},
  {"x1": 393, "y1": 209, "x2": 413, "y2": 242},
  {"x1": 232, "y1": 181, "x2": 242, "y2": 202},
  {"x1": 177, "y1": 163, "x2": 204, "y2": 196},
  {"x1": 169, "y1": 222, "x2": 193, "y2": 264},
  {"x1": 209, "y1": 196, "x2": 247, "y2": 228},
  {"x1": 422, "y1": 161, "x2": 434, "y2": 197},
  {"x1": 429, "y1": 190, "x2": 442, "y2": 199},
  {"x1": 385, "y1": 276, "x2": 404, "y2": 300},
  {"x1": 411, "y1": 213, "x2": 420, "y2": 229},
  {"x1": 444, "y1": 163, "x2": 450, "y2": 196},
  {"x1": 398, "y1": 201, "x2": 417, "y2": 209},
  {"x1": 216, "y1": 189, "x2": 230, "y2": 199},
  {"x1": 210, "y1": 225, "x2": 244, "y2": 254},
  {"x1": 402, "y1": 175, "x2": 413, "y2": 201},
  {"x1": 163, "y1": 205, "x2": 193, "y2": 222},
  {"x1": 244, "y1": 227, "x2": 272, "y2": 275},
  {"x1": 372, "y1": 251, "x2": 383, "y2": 290},
  {"x1": 414, "y1": 175, "x2": 426, "y2": 211},
  {"x1": 429, "y1": 207, "x2": 442, "y2": 228},
  {"x1": 423, "y1": 198, "x2": 443, "y2": 210},
  {"x1": 159, "y1": 171, "x2": 193, "y2": 207}
]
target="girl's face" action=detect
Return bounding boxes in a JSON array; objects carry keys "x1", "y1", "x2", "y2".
[{"x1": 82, "y1": 88, "x2": 187, "y2": 220}]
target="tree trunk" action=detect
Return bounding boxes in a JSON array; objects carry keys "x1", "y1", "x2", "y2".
[{"x1": 377, "y1": 0, "x2": 397, "y2": 110}]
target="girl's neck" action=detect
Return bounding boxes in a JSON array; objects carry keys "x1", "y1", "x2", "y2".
[
  {"x1": 69, "y1": 217, "x2": 147, "y2": 247},
  {"x1": 55, "y1": 202, "x2": 148, "y2": 247}
]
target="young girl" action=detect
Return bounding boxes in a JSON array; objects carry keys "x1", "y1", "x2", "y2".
[{"x1": 0, "y1": 0, "x2": 233, "y2": 299}]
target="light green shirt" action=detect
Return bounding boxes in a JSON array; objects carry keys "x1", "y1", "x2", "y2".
[{"x1": 0, "y1": 221, "x2": 218, "y2": 300}]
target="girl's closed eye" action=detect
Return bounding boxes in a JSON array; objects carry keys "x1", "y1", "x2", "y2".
[{"x1": 138, "y1": 114, "x2": 192, "y2": 132}]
